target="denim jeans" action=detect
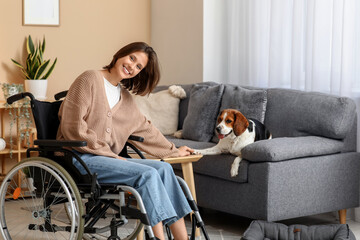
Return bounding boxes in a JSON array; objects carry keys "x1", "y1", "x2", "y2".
[{"x1": 73, "y1": 152, "x2": 192, "y2": 226}]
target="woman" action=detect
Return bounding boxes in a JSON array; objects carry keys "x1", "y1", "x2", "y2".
[{"x1": 57, "y1": 42, "x2": 194, "y2": 240}]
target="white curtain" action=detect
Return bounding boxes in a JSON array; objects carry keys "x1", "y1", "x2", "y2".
[
  {"x1": 204, "y1": 0, "x2": 360, "y2": 221},
  {"x1": 205, "y1": 0, "x2": 360, "y2": 98}
]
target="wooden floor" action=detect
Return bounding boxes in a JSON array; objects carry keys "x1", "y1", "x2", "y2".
[{"x1": 2, "y1": 201, "x2": 360, "y2": 239}]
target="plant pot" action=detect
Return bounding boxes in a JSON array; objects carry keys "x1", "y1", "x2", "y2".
[{"x1": 24, "y1": 79, "x2": 48, "y2": 100}]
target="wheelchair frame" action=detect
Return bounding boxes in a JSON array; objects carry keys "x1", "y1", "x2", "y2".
[{"x1": 0, "y1": 92, "x2": 210, "y2": 240}]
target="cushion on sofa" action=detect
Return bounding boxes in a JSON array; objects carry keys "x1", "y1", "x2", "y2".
[
  {"x1": 242, "y1": 136, "x2": 344, "y2": 162},
  {"x1": 132, "y1": 85, "x2": 186, "y2": 135},
  {"x1": 220, "y1": 85, "x2": 267, "y2": 123},
  {"x1": 212, "y1": 85, "x2": 268, "y2": 142},
  {"x1": 182, "y1": 83, "x2": 224, "y2": 142},
  {"x1": 265, "y1": 89, "x2": 356, "y2": 139},
  {"x1": 154, "y1": 83, "x2": 220, "y2": 131},
  {"x1": 177, "y1": 84, "x2": 194, "y2": 130}
]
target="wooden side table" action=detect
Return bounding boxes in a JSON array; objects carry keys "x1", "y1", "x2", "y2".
[{"x1": 160, "y1": 154, "x2": 202, "y2": 203}]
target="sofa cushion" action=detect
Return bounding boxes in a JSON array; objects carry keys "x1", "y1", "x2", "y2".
[
  {"x1": 212, "y1": 85, "x2": 267, "y2": 142},
  {"x1": 265, "y1": 88, "x2": 356, "y2": 139},
  {"x1": 220, "y1": 85, "x2": 267, "y2": 123},
  {"x1": 182, "y1": 83, "x2": 224, "y2": 142},
  {"x1": 132, "y1": 85, "x2": 186, "y2": 135},
  {"x1": 177, "y1": 84, "x2": 194, "y2": 130},
  {"x1": 242, "y1": 136, "x2": 344, "y2": 162},
  {"x1": 166, "y1": 135, "x2": 248, "y2": 183},
  {"x1": 154, "y1": 82, "x2": 220, "y2": 131}
]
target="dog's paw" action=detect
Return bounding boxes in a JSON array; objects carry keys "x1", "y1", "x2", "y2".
[
  {"x1": 230, "y1": 166, "x2": 239, "y2": 177},
  {"x1": 230, "y1": 158, "x2": 240, "y2": 177},
  {"x1": 193, "y1": 149, "x2": 203, "y2": 155}
]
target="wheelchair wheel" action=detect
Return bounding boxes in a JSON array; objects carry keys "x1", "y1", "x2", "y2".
[{"x1": 0, "y1": 157, "x2": 84, "y2": 240}]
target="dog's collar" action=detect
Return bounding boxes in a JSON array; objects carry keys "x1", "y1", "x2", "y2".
[{"x1": 247, "y1": 120, "x2": 254, "y2": 132}]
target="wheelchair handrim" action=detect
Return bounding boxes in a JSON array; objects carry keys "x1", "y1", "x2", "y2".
[{"x1": 0, "y1": 159, "x2": 80, "y2": 240}]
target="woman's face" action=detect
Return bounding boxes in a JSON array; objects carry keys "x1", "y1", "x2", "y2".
[{"x1": 114, "y1": 51, "x2": 148, "y2": 80}]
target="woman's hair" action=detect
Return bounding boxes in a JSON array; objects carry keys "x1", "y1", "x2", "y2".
[{"x1": 103, "y1": 42, "x2": 160, "y2": 96}]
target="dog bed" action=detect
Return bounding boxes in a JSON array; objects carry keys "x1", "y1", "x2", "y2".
[{"x1": 241, "y1": 220, "x2": 356, "y2": 240}]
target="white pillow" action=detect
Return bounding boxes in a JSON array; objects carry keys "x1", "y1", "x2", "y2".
[{"x1": 132, "y1": 85, "x2": 186, "y2": 135}]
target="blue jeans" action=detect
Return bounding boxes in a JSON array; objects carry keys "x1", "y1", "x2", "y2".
[{"x1": 72, "y1": 152, "x2": 192, "y2": 226}]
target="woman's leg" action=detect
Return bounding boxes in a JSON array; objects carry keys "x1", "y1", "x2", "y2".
[
  {"x1": 169, "y1": 218, "x2": 188, "y2": 240},
  {"x1": 152, "y1": 222, "x2": 165, "y2": 240},
  {"x1": 153, "y1": 219, "x2": 188, "y2": 240},
  {"x1": 129, "y1": 159, "x2": 191, "y2": 239},
  {"x1": 73, "y1": 153, "x2": 179, "y2": 227},
  {"x1": 129, "y1": 159, "x2": 192, "y2": 225}
]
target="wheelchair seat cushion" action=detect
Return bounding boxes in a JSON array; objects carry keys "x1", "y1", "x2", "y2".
[{"x1": 241, "y1": 220, "x2": 356, "y2": 240}]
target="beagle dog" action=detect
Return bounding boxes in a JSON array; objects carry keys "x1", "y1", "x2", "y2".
[{"x1": 194, "y1": 109, "x2": 272, "y2": 177}]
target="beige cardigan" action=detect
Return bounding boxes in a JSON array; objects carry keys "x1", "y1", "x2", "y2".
[{"x1": 57, "y1": 70, "x2": 180, "y2": 159}]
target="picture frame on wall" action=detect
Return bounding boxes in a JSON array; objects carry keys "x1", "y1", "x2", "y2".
[{"x1": 23, "y1": 0, "x2": 60, "y2": 26}]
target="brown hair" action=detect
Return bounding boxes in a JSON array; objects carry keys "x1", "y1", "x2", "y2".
[{"x1": 103, "y1": 42, "x2": 160, "y2": 96}]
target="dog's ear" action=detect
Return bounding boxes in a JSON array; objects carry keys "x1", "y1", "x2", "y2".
[
  {"x1": 233, "y1": 111, "x2": 249, "y2": 136},
  {"x1": 217, "y1": 110, "x2": 225, "y2": 123}
]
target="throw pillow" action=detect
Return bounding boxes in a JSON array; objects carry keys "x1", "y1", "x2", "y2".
[
  {"x1": 132, "y1": 85, "x2": 186, "y2": 135},
  {"x1": 211, "y1": 85, "x2": 268, "y2": 142},
  {"x1": 182, "y1": 83, "x2": 224, "y2": 142},
  {"x1": 220, "y1": 85, "x2": 267, "y2": 122}
]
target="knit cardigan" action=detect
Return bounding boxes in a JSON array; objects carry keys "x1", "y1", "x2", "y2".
[{"x1": 57, "y1": 70, "x2": 180, "y2": 159}]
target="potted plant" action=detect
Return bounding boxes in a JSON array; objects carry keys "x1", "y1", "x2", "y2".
[{"x1": 11, "y1": 35, "x2": 57, "y2": 100}]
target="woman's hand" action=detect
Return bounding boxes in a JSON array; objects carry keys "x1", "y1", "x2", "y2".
[{"x1": 177, "y1": 146, "x2": 194, "y2": 157}]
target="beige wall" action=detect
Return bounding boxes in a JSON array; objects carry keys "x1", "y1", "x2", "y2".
[
  {"x1": 151, "y1": 0, "x2": 203, "y2": 85},
  {"x1": 0, "y1": 0, "x2": 151, "y2": 100},
  {"x1": 0, "y1": 0, "x2": 150, "y2": 169}
]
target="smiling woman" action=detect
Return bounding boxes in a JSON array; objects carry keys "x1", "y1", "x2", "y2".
[
  {"x1": 56, "y1": 42, "x2": 195, "y2": 240},
  {"x1": 112, "y1": 51, "x2": 148, "y2": 81},
  {"x1": 103, "y1": 42, "x2": 160, "y2": 96}
]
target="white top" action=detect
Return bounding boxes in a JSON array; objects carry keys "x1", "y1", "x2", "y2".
[{"x1": 103, "y1": 77, "x2": 121, "y2": 109}]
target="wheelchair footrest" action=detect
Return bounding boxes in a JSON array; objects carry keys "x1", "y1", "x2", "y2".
[{"x1": 121, "y1": 206, "x2": 151, "y2": 226}]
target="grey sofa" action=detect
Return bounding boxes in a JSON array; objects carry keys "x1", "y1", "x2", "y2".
[{"x1": 157, "y1": 82, "x2": 360, "y2": 222}]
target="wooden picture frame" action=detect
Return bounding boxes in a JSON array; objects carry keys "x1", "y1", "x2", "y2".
[{"x1": 23, "y1": 0, "x2": 60, "y2": 26}]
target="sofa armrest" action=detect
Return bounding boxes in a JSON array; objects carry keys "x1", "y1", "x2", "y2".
[{"x1": 242, "y1": 136, "x2": 344, "y2": 162}]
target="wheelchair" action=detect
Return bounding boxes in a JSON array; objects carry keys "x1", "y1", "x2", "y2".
[{"x1": 0, "y1": 91, "x2": 210, "y2": 240}]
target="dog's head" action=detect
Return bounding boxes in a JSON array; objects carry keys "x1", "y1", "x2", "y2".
[{"x1": 216, "y1": 109, "x2": 249, "y2": 139}]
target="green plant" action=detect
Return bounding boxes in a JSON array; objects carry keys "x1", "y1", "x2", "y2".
[{"x1": 11, "y1": 35, "x2": 57, "y2": 80}]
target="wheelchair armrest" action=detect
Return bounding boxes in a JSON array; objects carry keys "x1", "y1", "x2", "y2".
[
  {"x1": 7, "y1": 92, "x2": 35, "y2": 104},
  {"x1": 34, "y1": 139, "x2": 87, "y2": 147},
  {"x1": 128, "y1": 135, "x2": 144, "y2": 142},
  {"x1": 54, "y1": 90, "x2": 68, "y2": 100}
]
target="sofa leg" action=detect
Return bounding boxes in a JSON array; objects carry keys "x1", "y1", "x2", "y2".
[{"x1": 338, "y1": 209, "x2": 347, "y2": 224}]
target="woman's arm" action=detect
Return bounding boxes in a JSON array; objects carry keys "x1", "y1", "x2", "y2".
[{"x1": 129, "y1": 113, "x2": 193, "y2": 158}]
